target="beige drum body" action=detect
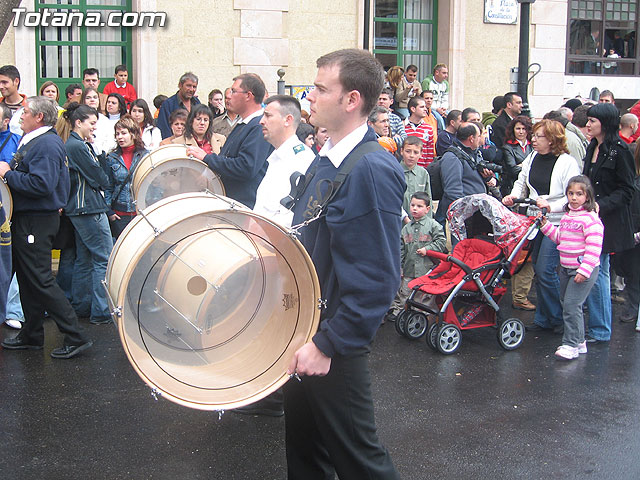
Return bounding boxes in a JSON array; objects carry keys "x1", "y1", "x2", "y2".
[
  {"x1": 105, "y1": 192, "x2": 320, "y2": 411},
  {"x1": 131, "y1": 144, "x2": 224, "y2": 211},
  {"x1": 0, "y1": 180, "x2": 12, "y2": 221}
]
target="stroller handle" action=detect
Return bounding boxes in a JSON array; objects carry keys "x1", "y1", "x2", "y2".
[
  {"x1": 425, "y1": 250, "x2": 473, "y2": 274},
  {"x1": 511, "y1": 198, "x2": 548, "y2": 217}
]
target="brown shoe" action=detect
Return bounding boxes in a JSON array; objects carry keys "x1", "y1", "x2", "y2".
[{"x1": 513, "y1": 300, "x2": 536, "y2": 311}]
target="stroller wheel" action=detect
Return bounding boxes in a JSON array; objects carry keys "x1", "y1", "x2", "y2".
[
  {"x1": 436, "y1": 324, "x2": 461, "y2": 355},
  {"x1": 426, "y1": 322, "x2": 438, "y2": 350},
  {"x1": 395, "y1": 311, "x2": 411, "y2": 337},
  {"x1": 405, "y1": 312, "x2": 428, "y2": 339},
  {"x1": 497, "y1": 318, "x2": 526, "y2": 350}
]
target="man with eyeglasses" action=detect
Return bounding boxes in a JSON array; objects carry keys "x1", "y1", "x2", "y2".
[
  {"x1": 157, "y1": 72, "x2": 201, "y2": 139},
  {"x1": 187, "y1": 73, "x2": 273, "y2": 208}
]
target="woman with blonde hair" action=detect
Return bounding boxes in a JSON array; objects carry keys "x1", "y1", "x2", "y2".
[{"x1": 503, "y1": 119, "x2": 581, "y2": 332}]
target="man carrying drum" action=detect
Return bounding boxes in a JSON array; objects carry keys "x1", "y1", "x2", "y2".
[{"x1": 284, "y1": 49, "x2": 403, "y2": 479}]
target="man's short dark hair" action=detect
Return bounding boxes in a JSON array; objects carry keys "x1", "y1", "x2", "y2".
[
  {"x1": 265, "y1": 94, "x2": 302, "y2": 126},
  {"x1": 461, "y1": 107, "x2": 479, "y2": 122},
  {"x1": 402, "y1": 136, "x2": 423, "y2": 149},
  {"x1": 572, "y1": 105, "x2": 590, "y2": 128},
  {"x1": 446, "y1": 109, "x2": 462, "y2": 126},
  {"x1": 411, "y1": 191, "x2": 431, "y2": 206},
  {"x1": 83, "y1": 68, "x2": 100, "y2": 79},
  {"x1": 492, "y1": 95, "x2": 506, "y2": 114},
  {"x1": 408, "y1": 96, "x2": 424, "y2": 112},
  {"x1": 153, "y1": 94, "x2": 168, "y2": 109},
  {"x1": 599, "y1": 89, "x2": 615, "y2": 101},
  {"x1": 234, "y1": 73, "x2": 267, "y2": 105},
  {"x1": 504, "y1": 92, "x2": 521, "y2": 105},
  {"x1": 0, "y1": 65, "x2": 20, "y2": 86},
  {"x1": 114, "y1": 64, "x2": 127, "y2": 74},
  {"x1": 456, "y1": 123, "x2": 479, "y2": 142},
  {"x1": 380, "y1": 88, "x2": 394, "y2": 99},
  {"x1": 0, "y1": 103, "x2": 11, "y2": 121},
  {"x1": 65, "y1": 83, "x2": 82, "y2": 99},
  {"x1": 405, "y1": 64, "x2": 418, "y2": 73},
  {"x1": 316, "y1": 49, "x2": 384, "y2": 116},
  {"x1": 368, "y1": 105, "x2": 388, "y2": 124},
  {"x1": 543, "y1": 110, "x2": 568, "y2": 127}
]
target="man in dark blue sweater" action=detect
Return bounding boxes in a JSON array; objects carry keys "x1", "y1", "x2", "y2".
[
  {"x1": 284, "y1": 49, "x2": 403, "y2": 479},
  {"x1": 187, "y1": 74, "x2": 273, "y2": 209},
  {"x1": 0, "y1": 96, "x2": 91, "y2": 359}
]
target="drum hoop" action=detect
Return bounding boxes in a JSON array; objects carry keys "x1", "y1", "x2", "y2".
[
  {"x1": 0, "y1": 181, "x2": 12, "y2": 222},
  {"x1": 108, "y1": 192, "x2": 321, "y2": 410}
]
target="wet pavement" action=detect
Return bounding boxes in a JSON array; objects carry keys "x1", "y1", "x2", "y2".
[{"x1": 1, "y1": 300, "x2": 640, "y2": 479}]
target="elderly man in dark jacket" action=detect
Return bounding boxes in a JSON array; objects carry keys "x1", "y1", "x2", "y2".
[{"x1": 0, "y1": 96, "x2": 92, "y2": 359}]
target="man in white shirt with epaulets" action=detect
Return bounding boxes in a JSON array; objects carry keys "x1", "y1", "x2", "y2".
[{"x1": 254, "y1": 94, "x2": 315, "y2": 228}]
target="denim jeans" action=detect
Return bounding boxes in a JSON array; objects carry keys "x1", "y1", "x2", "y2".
[
  {"x1": 585, "y1": 253, "x2": 611, "y2": 341},
  {"x1": 532, "y1": 235, "x2": 563, "y2": 328},
  {"x1": 6, "y1": 274, "x2": 24, "y2": 320},
  {"x1": 559, "y1": 266, "x2": 599, "y2": 348},
  {"x1": 69, "y1": 213, "x2": 114, "y2": 321}
]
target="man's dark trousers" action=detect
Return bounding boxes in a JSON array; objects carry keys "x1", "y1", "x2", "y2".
[
  {"x1": 284, "y1": 352, "x2": 399, "y2": 480},
  {"x1": 12, "y1": 212, "x2": 87, "y2": 346}
]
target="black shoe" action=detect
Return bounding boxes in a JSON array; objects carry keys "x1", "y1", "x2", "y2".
[
  {"x1": 553, "y1": 324, "x2": 564, "y2": 334},
  {"x1": 383, "y1": 310, "x2": 397, "y2": 323},
  {"x1": 90, "y1": 317, "x2": 113, "y2": 325},
  {"x1": 586, "y1": 337, "x2": 608, "y2": 344},
  {"x1": 50, "y1": 341, "x2": 93, "y2": 359},
  {"x1": 525, "y1": 323, "x2": 551, "y2": 332},
  {"x1": 1, "y1": 336, "x2": 43, "y2": 350}
]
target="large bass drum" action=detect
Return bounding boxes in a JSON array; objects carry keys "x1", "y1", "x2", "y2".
[
  {"x1": 131, "y1": 144, "x2": 225, "y2": 211},
  {"x1": 0, "y1": 180, "x2": 12, "y2": 221},
  {"x1": 104, "y1": 192, "x2": 320, "y2": 411}
]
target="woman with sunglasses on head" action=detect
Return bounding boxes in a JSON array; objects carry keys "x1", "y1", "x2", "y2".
[
  {"x1": 503, "y1": 119, "x2": 581, "y2": 333},
  {"x1": 581, "y1": 102, "x2": 636, "y2": 343}
]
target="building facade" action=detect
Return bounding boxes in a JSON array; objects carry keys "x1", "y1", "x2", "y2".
[{"x1": 0, "y1": 0, "x2": 639, "y2": 118}]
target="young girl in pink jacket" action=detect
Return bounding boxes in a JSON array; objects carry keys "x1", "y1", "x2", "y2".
[{"x1": 539, "y1": 175, "x2": 604, "y2": 360}]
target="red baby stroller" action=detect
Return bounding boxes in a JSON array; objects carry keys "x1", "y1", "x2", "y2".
[{"x1": 395, "y1": 194, "x2": 544, "y2": 354}]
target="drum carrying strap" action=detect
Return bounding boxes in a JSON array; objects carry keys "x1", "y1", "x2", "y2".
[{"x1": 280, "y1": 141, "x2": 384, "y2": 219}]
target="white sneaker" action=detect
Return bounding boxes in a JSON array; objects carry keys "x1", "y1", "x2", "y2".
[
  {"x1": 4, "y1": 319, "x2": 22, "y2": 329},
  {"x1": 636, "y1": 325, "x2": 640, "y2": 332},
  {"x1": 577, "y1": 341, "x2": 587, "y2": 354},
  {"x1": 555, "y1": 344, "x2": 579, "y2": 360}
]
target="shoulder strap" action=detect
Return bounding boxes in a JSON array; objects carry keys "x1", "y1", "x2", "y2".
[
  {"x1": 280, "y1": 141, "x2": 384, "y2": 215},
  {"x1": 0, "y1": 132, "x2": 13, "y2": 155}
]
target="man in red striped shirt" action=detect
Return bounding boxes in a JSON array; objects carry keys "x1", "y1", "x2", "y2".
[{"x1": 404, "y1": 96, "x2": 436, "y2": 167}]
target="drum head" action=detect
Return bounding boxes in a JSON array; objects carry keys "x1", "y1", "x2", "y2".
[
  {"x1": 132, "y1": 144, "x2": 224, "y2": 211},
  {"x1": 106, "y1": 193, "x2": 320, "y2": 411},
  {"x1": 0, "y1": 181, "x2": 12, "y2": 221}
]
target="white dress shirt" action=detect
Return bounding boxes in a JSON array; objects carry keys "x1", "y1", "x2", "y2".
[{"x1": 253, "y1": 134, "x2": 315, "y2": 227}]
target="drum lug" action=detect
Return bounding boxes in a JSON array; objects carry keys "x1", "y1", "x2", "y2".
[
  {"x1": 111, "y1": 306, "x2": 122, "y2": 318},
  {"x1": 317, "y1": 298, "x2": 327, "y2": 310},
  {"x1": 216, "y1": 409, "x2": 225, "y2": 420},
  {"x1": 150, "y1": 387, "x2": 161, "y2": 401}
]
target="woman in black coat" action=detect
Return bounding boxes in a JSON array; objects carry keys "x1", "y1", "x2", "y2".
[
  {"x1": 582, "y1": 102, "x2": 635, "y2": 342},
  {"x1": 500, "y1": 115, "x2": 533, "y2": 197}
]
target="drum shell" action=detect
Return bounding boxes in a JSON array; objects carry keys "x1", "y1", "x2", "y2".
[
  {"x1": 105, "y1": 192, "x2": 320, "y2": 411},
  {"x1": 131, "y1": 144, "x2": 224, "y2": 211},
  {"x1": 0, "y1": 180, "x2": 12, "y2": 222}
]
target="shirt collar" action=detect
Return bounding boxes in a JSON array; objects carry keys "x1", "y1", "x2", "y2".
[
  {"x1": 271, "y1": 134, "x2": 307, "y2": 161},
  {"x1": 114, "y1": 81, "x2": 126, "y2": 89},
  {"x1": 18, "y1": 126, "x2": 52, "y2": 148},
  {"x1": 239, "y1": 108, "x2": 264, "y2": 125},
  {"x1": 411, "y1": 215, "x2": 428, "y2": 226},
  {"x1": 318, "y1": 123, "x2": 368, "y2": 168}
]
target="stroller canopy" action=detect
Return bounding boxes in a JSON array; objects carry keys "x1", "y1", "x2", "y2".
[{"x1": 447, "y1": 194, "x2": 533, "y2": 249}]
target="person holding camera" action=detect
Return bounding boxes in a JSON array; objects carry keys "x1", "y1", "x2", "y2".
[{"x1": 434, "y1": 122, "x2": 498, "y2": 231}]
